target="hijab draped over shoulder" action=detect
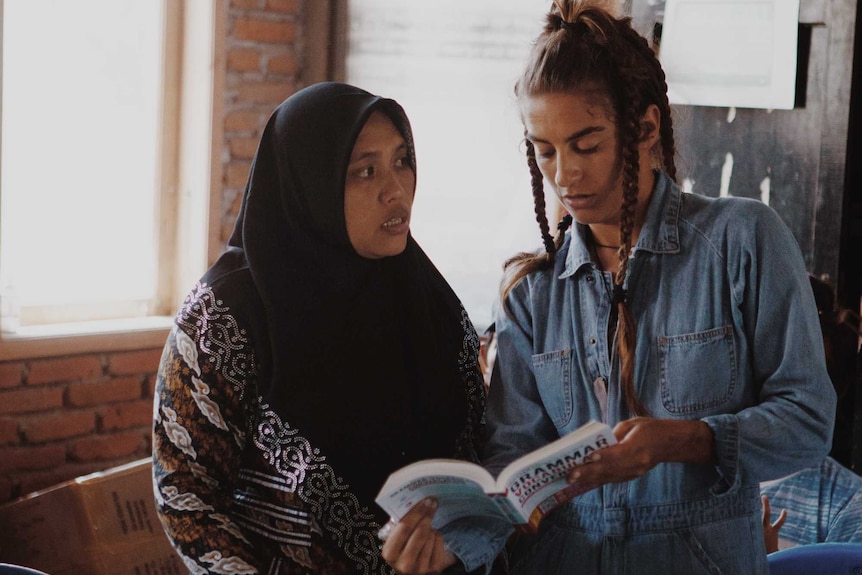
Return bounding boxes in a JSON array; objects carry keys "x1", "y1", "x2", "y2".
[{"x1": 205, "y1": 82, "x2": 479, "y2": 510}]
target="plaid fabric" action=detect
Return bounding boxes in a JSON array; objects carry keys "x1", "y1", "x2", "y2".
[{"x1": 761, "y1": 457, "x2": 862, "y2": 549}]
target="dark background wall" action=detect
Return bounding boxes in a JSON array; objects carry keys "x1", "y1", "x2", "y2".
[
  {"x1": 632, "y1": 0, "x2": 859, "y2": 306},
  {"x1": 630, "y1": 0, "x2": 862, "y2": 470}
]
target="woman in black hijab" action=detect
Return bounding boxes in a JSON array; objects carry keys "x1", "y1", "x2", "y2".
[{"x1": 153, "y1": 82, "x2": 485, "y2": 574}]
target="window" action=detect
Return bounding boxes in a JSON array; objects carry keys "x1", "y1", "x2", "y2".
[
  {"x1": 345, "y1": 0, "x2": 552, "y2": 331},
  {"x1": 0, "y1": 0, "x2": 219, "y2": 349}
]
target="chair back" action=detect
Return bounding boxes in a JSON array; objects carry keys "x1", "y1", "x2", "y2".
[{"x1": 768, "y1": 542, "x2": 862, "y2": 574}]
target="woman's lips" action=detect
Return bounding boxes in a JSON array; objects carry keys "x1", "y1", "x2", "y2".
[
  {"x1": 382, "y1": 214, "x2": 410, "y2": 235},
  {"x1": 562, "y1": 194, "x2": 596, "y2": 211}
]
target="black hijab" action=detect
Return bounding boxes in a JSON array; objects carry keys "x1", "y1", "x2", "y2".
[{"x1": 210, "y1": 82, "x2": 472, "y2": 510}]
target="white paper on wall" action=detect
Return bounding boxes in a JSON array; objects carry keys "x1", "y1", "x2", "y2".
[{"x1": 659, "y1": 0, "x2": 801, "y2": 110}]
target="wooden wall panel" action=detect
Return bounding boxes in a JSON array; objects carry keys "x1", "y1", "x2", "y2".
[{"x1": 631, "y1": 0, "x2": 862, "y2": 471}]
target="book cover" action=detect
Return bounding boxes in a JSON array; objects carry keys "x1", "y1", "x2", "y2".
[{"x1": 375, "y1": 420, "x2": 616, "y2": 531}]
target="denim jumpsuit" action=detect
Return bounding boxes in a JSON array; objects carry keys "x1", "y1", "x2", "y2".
[{"x1": 445, "y1": 172, "x2": 836, "y2": 574}]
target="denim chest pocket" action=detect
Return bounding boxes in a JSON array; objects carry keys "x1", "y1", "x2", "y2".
[
  {"x1": 658, "y1": 326, "x2": 736, "y2": 415},
  {"x1": 531, "y1": 349, "x2": 573, "y2": 427}
]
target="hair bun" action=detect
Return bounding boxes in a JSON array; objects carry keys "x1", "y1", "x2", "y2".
[{"x1": 553, "y1": 0, "x2": 623, "y2": 19}]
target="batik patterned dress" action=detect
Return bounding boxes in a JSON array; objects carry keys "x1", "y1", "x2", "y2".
[
  {"x1": 154, "y1": 82, "x2": 487, "y2": 575},
  {"x1": 154, "y1": 281, "x2": 486, "y2": 575}
]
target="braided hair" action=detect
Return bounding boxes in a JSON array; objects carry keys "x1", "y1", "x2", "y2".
[{"x1": 503, "y1": 0, "x2": 678, "y2": 416}]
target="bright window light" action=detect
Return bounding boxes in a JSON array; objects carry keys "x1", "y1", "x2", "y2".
[
  {"x1": 346, "y1": 0, "x2": 550, "y2": 331},
  {"x1": 1, "y1": 0, "x2": 164, "y2": 323}
]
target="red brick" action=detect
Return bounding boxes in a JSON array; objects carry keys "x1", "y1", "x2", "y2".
[
  {"x1": 233, "y1": 18, "x2": 296, "y2": 44},
  {"x1": 0, "y1": 386, "x2": 64, "y2": 415},
  {"x1": 236, "y1": 81, "x2": 295, "y2": 104},
  {"x1": 225, "y1": 109, "x2": 263, "y2": 132},
  {"x1": 0, "y1": 444, "x2": 66, "y2": 473},
  {"x1": 0, "y1": 361, "x2": 23, "y2": 388},
  {"x1": 108, "y1": 349, "x2": 163, "y2": 376},
  {"x1": 69, "y1": 432, "x2": 147, "y2": 463},
  {"x1": 66, "y1": 376, "x2": 143, "y2": 408},
  {"x1": 28, "y1": 355, "x2": 102, "y2": 385},
  {"x1": 229, "y1": 137, "x2": 260, "y2": 160},
  {"x1": 145, "y1": 375, "x2": 158, "y2": 400},
  {"x1": 228, "y1": 48, "x2": 261, "y2": 72},
  {"x1": 266, "y1": 0, "x2": 299, "y2": 13},
  {"x1": 232, "y1": 0, "x2": 260, "y2": 9},
  {"x1": 99, "y1": 400, "x2": 153, "y2": 432},
  {"x1": 20, "y1": 410, "x2": 96, "y2": 443},
  {"x1": 0, "y1": 417, "x2": 19, "y2": 445},
  {"x1": 266, "y1": 53, "x2": 298, "y2": 75},
  {"x1": 226, "y1": 160, "x2": 253, "y2": 188}
]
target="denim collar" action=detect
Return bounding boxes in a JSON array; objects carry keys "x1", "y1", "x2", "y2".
[{"x1": 560, "y1": 170, "x2": 682, "y2": 279}]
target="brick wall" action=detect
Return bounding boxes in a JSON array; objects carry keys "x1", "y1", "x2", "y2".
[
  {"x1": 0, "y1": 349, "x2": 163, "y2": 503},
  {"x1": 0, "y1": 0, "x2": 309, "y2": 506},
  {"x1": 221, "y1": 0, "x2": 301, "y2": 244}
]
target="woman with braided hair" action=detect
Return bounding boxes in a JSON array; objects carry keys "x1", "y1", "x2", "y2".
[{"x1": 381, "y1": 2, "x2": 835, "y2": 573}]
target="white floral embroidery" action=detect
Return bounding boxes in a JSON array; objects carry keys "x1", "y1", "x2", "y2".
[
  {"x1": 181, "y1": 553, "x2": 210, "y2": 575},
  {"x1": 211, "y1": 513, "x2": 252, "y2": 544},
  {"x1": 161, "y1": 405, "x2": 197, "y2": 459},
  {"x1": 254, "y1": 405, "x2": 383, "y2": 574},
  {"x1": 190, "y1": 461, "x2": 219, "y2": 487},
  {"x1": 191, "y1": 376, "x2": 229, "y2": 431},
  {"x1": 199, "y1": 551, "x2": 257, "y2": 575},
  {"x1": 455, "y1": 305, "x2": 485, "y2": 462},
  {"x1": 161, "y1": 485, "x2": 216, "y2": 512},
  {"x1": 193, "y1": 376, "x2": 211, "y2": 394},
  {"x1": 176, "y1": 282, "x2": 252, "y2": 395},
  {"x1": 168, "y1": 282, "x2": 446, "y2": 573},
  {"x1": 153, "y1": 377, "x2": 164, "y2": 423},
  {"x1": 152, "y1": 473, "x2": 165, "y2": 508},
  {"x1": 281, "y1": 543, "x2": 314, "y2": 569},
  {"x1": 230, "y1": 422, "x2": 246, "y2": 448},
  {"x1": 175, "y1": 327, "x2": 201, "y2": 376}
]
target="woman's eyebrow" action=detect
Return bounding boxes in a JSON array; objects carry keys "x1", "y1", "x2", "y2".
[
  {"x1": 348, "y1": 142, "x2": 408, "y2": 164},
  {"x1": 527, "y1": 126, "x2": 605, "y2": 144},
  {"x1": 348, "y1": 150, "x2": 380, "y2": 164}
]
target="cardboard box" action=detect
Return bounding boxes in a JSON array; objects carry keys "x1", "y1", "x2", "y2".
[{"x1": 0, "y1": 458, "x2": 184, "y2": 575}]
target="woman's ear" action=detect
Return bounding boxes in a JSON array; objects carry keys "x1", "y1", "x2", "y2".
[{"x1": 638, "y1": 104, "x2": 661, "y2": 149}]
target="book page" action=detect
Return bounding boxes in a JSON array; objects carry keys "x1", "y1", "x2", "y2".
[
  {"x1": 497, "y1": 421, "x2": 616, "y2": 519},
  {"x1": 376, "y1": 460, "x2": 500, "y2": 524},
  {"x1": 376, "y1": 474, "x2": 508, "y2": 527}
]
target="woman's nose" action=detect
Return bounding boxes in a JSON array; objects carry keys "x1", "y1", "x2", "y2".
[
  {"x1": 554, "y1": 153, "x2": 582, "y2": 188},
  {"x1": 380, "y1": 169, "x2": 409, "y2": 203}
]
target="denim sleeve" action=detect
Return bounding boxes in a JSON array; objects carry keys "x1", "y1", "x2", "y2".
[
  {"x1": 440, "y1": 516, "x2": 514, "y2": 574},
  {"x1": 483, "y1": 280, "x2": 562, "y2": 477},
  {"x1": 703, "y1": 201, "x2": 836, "y2": 492},
  {"x1": 439, "y1": 280, "x2": 552, "y2": 572}
]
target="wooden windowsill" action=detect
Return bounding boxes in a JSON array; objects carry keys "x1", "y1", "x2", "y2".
[{"x1": 0, "y1": 316, "x2": 173, "y2": 361}]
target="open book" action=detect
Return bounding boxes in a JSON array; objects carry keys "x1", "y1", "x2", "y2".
[{"x1": 375, "y1": 420, "x2": 616, "y2": 531}]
